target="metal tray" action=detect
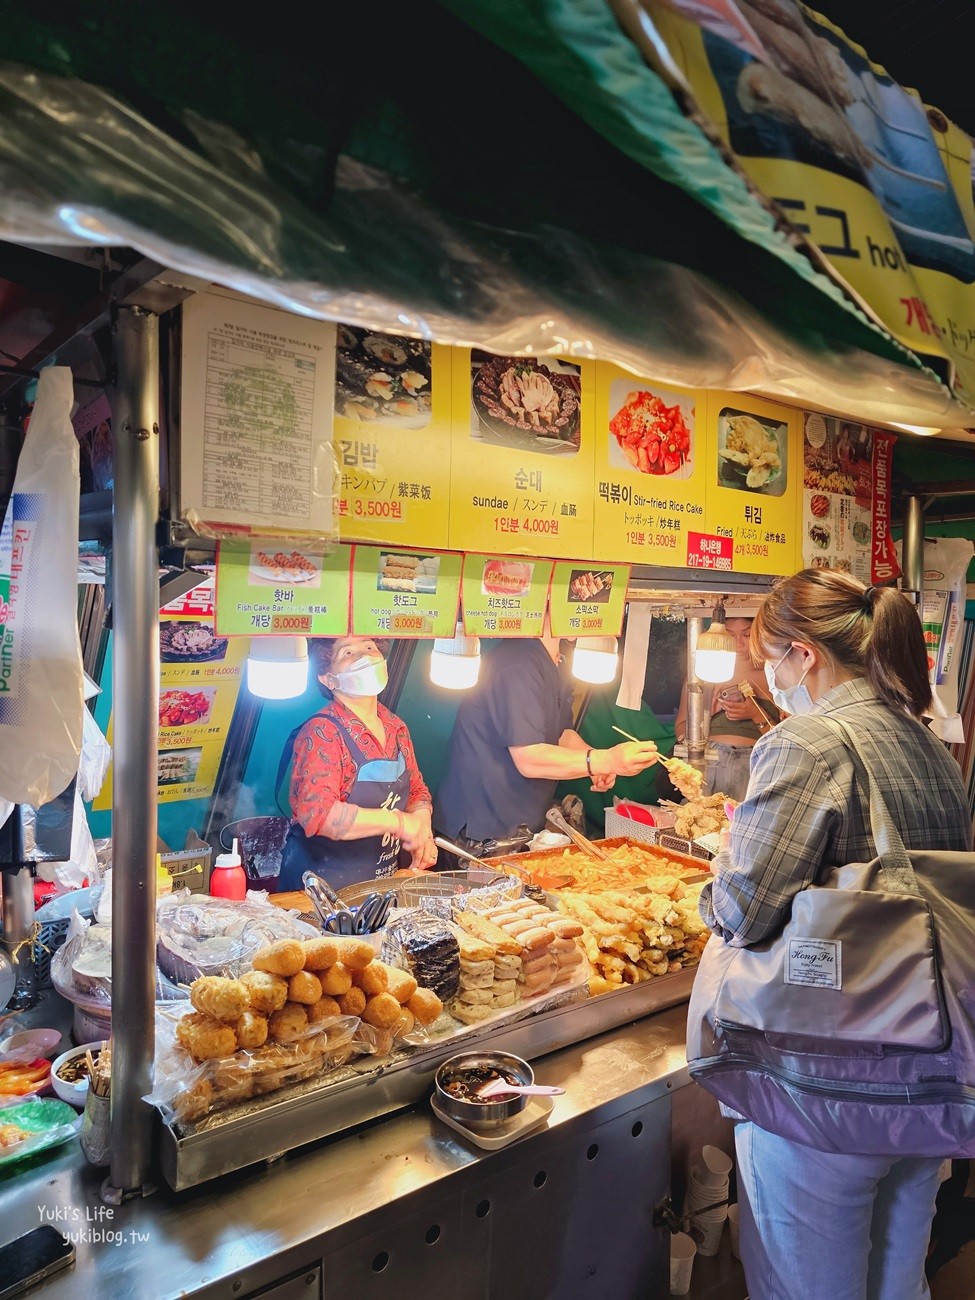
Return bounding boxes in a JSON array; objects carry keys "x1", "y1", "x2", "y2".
[{"x1": 157, "y1": 964, "x2": 696, "y2": 1191}]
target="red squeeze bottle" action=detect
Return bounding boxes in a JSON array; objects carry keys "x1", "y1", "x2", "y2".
[{"x1": 209, "y1": 838, "x2": 247, "y2": 901}]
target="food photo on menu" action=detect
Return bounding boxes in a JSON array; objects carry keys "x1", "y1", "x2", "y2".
[
  {"x1": 567, "y1": 569, "x2": 614, "y2": 603},
  {"x1": 470, "y1": 350, "x2": 581, "y2": 454},
  {"x1": 607, "y1": 380, "x2": 693, "y2": 477},
  {"x1": 334, "y1": 323, "x2": 432, "y2": 427},
  {"x1": 159, "y1": 620, "x2": 229, "y2": 663},
  {"x1": 480, "y1": 559, "x2": 533, "y2": 597},
  {"x1": 158, "y1": 687, "x2": 217, "y2": 729},
  {"x1": 717, "y1": 407, "x2": 787, "y2": 496},
  {"x1": 376, "y1": 552, "x2": 440, "y2": 594},
  {"x1": 802, "y1": 413, "x2": 873, "y2": 578},
  {"x1": 157, "y1": 747, "x2": 203, "y2": 787},
  {"x1": 248, "y1": 547, "x2": 321, "y2": 585}
]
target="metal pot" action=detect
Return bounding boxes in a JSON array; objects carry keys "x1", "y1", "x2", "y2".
[{"x1": 434, "y1": 1050, "x2": 534, "y2": 1130}]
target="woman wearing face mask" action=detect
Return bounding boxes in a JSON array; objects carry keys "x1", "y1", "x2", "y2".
[
  {"x1": 692, "y1": 568, "x2": 971, "y2": 1300},
  {"x1": 277, "y1": 636, "x2": 437, "y2": 893}
]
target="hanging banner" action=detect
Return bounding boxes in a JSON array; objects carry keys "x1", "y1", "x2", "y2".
[
  {"x1": 870, "y1": 431, "x2": 901, "y2": 583},
  {"x1": 704, "y1": 391, "x2": 801, "y2": 575},
  {"x1": 447, "y1": 349, "x2": 596, "y2": 558},
  {"x1": 548, "y1": 562, "x2": 630, "y2": 638},
  {"x1": 460, "y1": 554, "x2": 554, "y2": 637},
  {"x1": 801, "y1": 412, "x2": 873, "y2": 580},
  {"x1": 643, "y1": 0, "x2": 975, "y2": 402},
  {"x1": 350, "y1": 545, "x2": 462, "y2": 637},
  {"x1": 334, "y1": 325, "x2": 453, "y2": 548},
  {"x1": 214, "y1": 540, "x2": 352, "y2": 635},
  {"x1": 93, "y1": 591, "x2": 248, "y2": 809},
  {"x1": 593, "y1": 363, "x2": 705, "y2": 564},
  {"x1": 179, "y1": 289, "x2": 338, "y2": 541}
]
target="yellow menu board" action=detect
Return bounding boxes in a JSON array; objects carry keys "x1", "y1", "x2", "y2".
[
  {"x1": 94, "y1": 593, "x2": 248, "y2": 808},
  {"x1": 704, "y1": 391, "x2": 801, "y2": 576},
  {"x1": 334, "y1": 326, "x2": 452, "y2": 548},
  {"x1": 548, "y1": 562, "x2": 630, "y2": 638},
  {"x1": 593, "y1": 363, "x2": 705, "y2": 564},
  {"x1": 460, "y1": 554, "x2": 554, "y2": 637},
  {"x1": 350, "y1": 544, "x2": 462, "y2": 638},
  {"x1": 447, "y1": 348, "x2": 595, "y2": 558}
]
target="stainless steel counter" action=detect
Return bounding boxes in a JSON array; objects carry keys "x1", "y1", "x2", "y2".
[{"x1": 0, "y1": 1004, "x2": 692, "y2": 1299}]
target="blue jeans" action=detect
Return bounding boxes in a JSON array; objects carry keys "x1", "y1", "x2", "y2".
[
  {"x1": 735, "y1": 1121, "x2": 942, "y2": 1300},
  {"x1": 704, "y1": 743, "x2": 753, "y2": 803}
]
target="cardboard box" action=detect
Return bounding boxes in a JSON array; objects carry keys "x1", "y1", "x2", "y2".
[{"x1": 158, "y1": 829, "x2": 211, "y2": 893}]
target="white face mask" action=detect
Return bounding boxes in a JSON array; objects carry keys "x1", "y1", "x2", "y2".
[
  {"x1": 333, "y1": 655, "x2": 388, "y2": 697},
  {"x1": 764, "y1": 650, "x2": 814, "y2": 716}
]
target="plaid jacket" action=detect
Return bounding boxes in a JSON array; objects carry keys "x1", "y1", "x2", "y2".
[{"x1": 700, "y1": 676, "x2": 973, "y2": 945}]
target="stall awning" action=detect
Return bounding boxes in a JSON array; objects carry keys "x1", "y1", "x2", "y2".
[{"x1": 0, "y1": 0, "x2": 972, "y2": 432}]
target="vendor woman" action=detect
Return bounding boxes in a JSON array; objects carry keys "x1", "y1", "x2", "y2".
[{"x1": 278, "y1": 636, "x2": 438, "y2": 892}]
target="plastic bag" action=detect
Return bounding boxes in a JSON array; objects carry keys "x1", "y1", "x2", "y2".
[
  {"x1": 78, "y1": 707, "x2": 112, "y2": 802},
  {"x1": 0, "y1": 1095, "x2": 81, "y2": 1168},
  {"x1": 0, "y1": 367, "x2": 84, "y2": 806},
  {"x1": 146, "y1": 998, "x2": 379, "y2": 1125}
]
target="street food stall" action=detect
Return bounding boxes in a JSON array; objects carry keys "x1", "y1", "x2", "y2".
[{"x1": 1, "y1": 2, "x2": 975, "y2": 1297}]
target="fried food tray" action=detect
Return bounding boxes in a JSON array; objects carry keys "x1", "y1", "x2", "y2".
[{"x1": 481, "y1": 836, "x2": 710, "y2": 888}]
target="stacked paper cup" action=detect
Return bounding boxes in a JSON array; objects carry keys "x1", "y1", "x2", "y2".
[{"x1": 684, "y1": 1144, "x2": 733, "y2": 1257}]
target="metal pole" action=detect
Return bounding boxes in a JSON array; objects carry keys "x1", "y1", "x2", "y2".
[
  {"x1": 900, "y1": 494, "x2": 925, "y2": 606},
  {"x1": 685, "y1": 616, "x2": 708, "y2": 773},
  {"x1": 106, "y1": 306, "x2": 159, "y2": 1201}
]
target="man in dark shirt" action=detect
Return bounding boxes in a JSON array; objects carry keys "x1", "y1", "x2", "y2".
[{"x1": 433, "y1": 620, "x2": 660, "y2": 856}]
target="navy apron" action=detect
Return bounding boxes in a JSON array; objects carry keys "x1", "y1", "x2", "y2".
[{"x1": 278, "y1": 714, "x2": 411, "y2": 893}]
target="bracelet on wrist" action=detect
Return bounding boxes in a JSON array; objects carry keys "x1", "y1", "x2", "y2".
[{"x1": 585, "y1": 748, "x2": 594, "y2": 779}]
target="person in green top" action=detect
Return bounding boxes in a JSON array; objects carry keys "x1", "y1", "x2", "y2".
[{"x1": 674, "y1": 617, "x2": 781, "y2": 802}]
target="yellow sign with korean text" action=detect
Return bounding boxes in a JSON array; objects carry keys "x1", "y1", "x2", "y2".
[
  {"x1": 704, "y1": 391, "x2": 801, "y2": 576},
  {"x1": 94, "y1": 608, "x2": 249, "y2": 809},
  {"x1": 460, "y1": 554, "x2": 555, "y2": 637},
  {"x1": 548, "y1": 562, "x2": 630, "y2": 638},
  {"x1": 214, "y1": 540, "x2": 353, "y2": 635},
  {"x1": 334, "y1": 326, "x2": 452, "y2": 548},
  {"x1": 643, "y1": 1, "x2": 975, "y2": 403},
  {"x1": 447, "y1": 348, "x2": 595, "y2": 558},
  {"x1": 592, "y1": 362, "x2": 705, "y2": 564},
  {"x1": 350, "y1": 544, "x2": 462, "y2": 638}
]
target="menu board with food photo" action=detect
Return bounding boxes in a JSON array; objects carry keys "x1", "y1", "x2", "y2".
[
  {"x1": 334, "y1": 324, "x2": 452, "y2": 550},
  {"x1": 801, "y1": 412, "x2": 873, "y2": 580},
  {"x1": 593, "y1": 364, "x2": 705, "y2": 564},
  {"x1": 447, "y1": 349, "x2": 596, "y2": 558},
  {"x1": 460, "y1": 554, "x2": 555, "y2": 636},
  {"x1": 214, "y1": 540, "x2": 353, "y2": 636},
  {"x1": 704, "y1": 391, "x2": 800, "y2": 576},
  {"x1": 93, "y1": 607, "x2": 249, "y2": 810},
  {"x1": 548, "y1": 561, "x2": 630, "y2": 637},
  {"x1": 350, "y1": 545, "x2": 462, "y2": 638}
]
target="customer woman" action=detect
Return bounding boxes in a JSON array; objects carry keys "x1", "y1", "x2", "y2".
[
  {"x1": 278, "y1": 636, "x2": 437, "y2": 892},
  {"x1": 673, "y1": 616, "x2": 781, "y2": 802},
  {"x1": 695, "y1": 568, "x2": 971, "y2": 1300}
]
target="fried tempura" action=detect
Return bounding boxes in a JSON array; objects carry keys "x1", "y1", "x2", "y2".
[
  {"x1": 189, "y1": 975, "x2": 250, "y2": 1023},
  {"x1": 234, "y1": 1010, "x2": 269, "y2": 1050},
  {"x1": 240, "y1": 969, "x2": 289, "y2": 1014},
  {"x1": 268, "y1": 1002, "x2": 309, "y2": 1044},
  {"x1": 252, "y1": 939, "x2": 305, "y2": 978},
  {"x1": 176, "y1": 1012, "x2": 238, "y2": 1061}
]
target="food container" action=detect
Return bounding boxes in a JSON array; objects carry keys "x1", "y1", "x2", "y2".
[
  {"x1": 50, "y1": 1041, "x2": 106, "y2": 1109},
  {"x1": 0, "y1": 1028, "x2": 63, "y2": 1061},
  {"x1": 434, "y1": 1051, "x2": 534, "y2": 1130}
]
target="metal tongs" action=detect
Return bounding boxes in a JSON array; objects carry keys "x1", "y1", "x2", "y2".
[
  {"x1": 302, "y1": 871, "x2": 395, "y2": 935},
  {"x1": 545, "y1": 807, "x2": 609, "y2": 861}
]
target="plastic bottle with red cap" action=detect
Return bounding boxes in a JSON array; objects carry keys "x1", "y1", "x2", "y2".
[{"x1": 209, "y1": 838, "x2": 247, "y2": 901}]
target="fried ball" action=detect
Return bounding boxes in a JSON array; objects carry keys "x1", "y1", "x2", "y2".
[
  {"x1": 268, "y1": 1002, "x2": 309, "y2": 1044},
  {"x1": 307, "y1": 995, "x2": 342, "y2": 1026},
  {"x1": 352, "y1": 962, "x2": 388, "y2": 996},
  {"x1": 381, "y1": 964, "x2": 418, "y2": 1005},
  {"x1": 407, "y1": 987, "x2": 444, "y2": 1027},
  {"x1": 330, "y1": 937, "x2": 377, "y2": 971},
  {"x1": 300, "y1": 936, "x2": 340, "y2": 971},
  {"x1": 336, "y1": 986, "x2": 367, "y2": 1017},
  {"x1": 176, "y1": 1011, "x2": 205, "y2": 1050},
  {"x1": 361, "y1": 991, "x2": 403, "y2": 1030},
  {"x1": 288, "y1": 970, "x2": 323, "y2": 1005},
  {"x1": 177, "y1": 1013, "x2": 238, "y2": 1061},
  {"x1": 392, "y1": 1007, "x2": 415, "y2": 1038},
  {"x1": 189, "y1": 975, "x2": 250, "y2": 1023},
  {"x1": 240, "y1": 969, "x2": 289, "y2": 1014},
  {"x1": 319, "y1": 962, "x2": 353, "y2": 996},
  {"x1": 252, "y1": 939, "x2": 305, "y2": 978},
  {"x1": 234, "y1": 1010, "x2": 269, "y2": 1050}
]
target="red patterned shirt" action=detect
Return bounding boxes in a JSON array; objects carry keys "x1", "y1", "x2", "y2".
[{"x1": 289, "y1": 699, "x2": 432, "y2": 838}]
